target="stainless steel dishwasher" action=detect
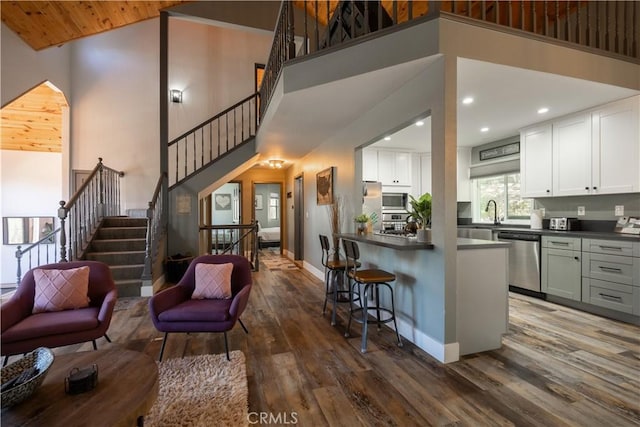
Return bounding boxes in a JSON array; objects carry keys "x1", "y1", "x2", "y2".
[{"x1": 496, "y1": 231, "x2": 542, "y2": 294}]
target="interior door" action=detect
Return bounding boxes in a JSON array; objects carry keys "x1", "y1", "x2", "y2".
[{"x1": 294, "y1": 174, "x2": 304, "y2": 260}]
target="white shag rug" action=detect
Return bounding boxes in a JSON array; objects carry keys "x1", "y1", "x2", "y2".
[{"x1": 146, "y1": 350, "x2": 248, "y2": 427}]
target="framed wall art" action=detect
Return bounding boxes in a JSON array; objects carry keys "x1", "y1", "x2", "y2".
[{"x1": 316, "y1": 167, "x2": 334, "y2": 205}]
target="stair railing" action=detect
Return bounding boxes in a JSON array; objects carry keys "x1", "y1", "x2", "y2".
[
  {"x1": 58, "y1": 158, "x2": 125, "y2": 262},
  {"x1": 142, "y1": 172, "x2": 167, "y2": 282},
  {"x1": 168, "y1": 93, "x2": 259, "y2": 189},
  {"x1": 14, "y1": 227, "x2": 60, "y2": 284},
  {"x1": 199, "y1": 222, "x2": 260, "y2": 271}
]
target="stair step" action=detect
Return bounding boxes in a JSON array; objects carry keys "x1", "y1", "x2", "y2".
[
  {"x1": 102, "y1": 217, "x2": 147, "y2": 228},
  {"x1": 85, "y1": 251, "x2": 146, "y2": 265},
  {"x1": 97, "y1": 227, "x2": 147, "y2": 239},
  {"x1": 90, "y1": 238, "x2": 146, "y2": 252},
  {"x1": 115, "y1": 279, "x2": 142, "y2": 297},
  {"x1": 110, "y1": 264, "x2": 145, "y2": 280}
]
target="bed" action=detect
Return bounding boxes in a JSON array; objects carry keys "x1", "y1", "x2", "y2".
[{"x1": 257, "y1": 223, "x2": 280, "y2": 248}]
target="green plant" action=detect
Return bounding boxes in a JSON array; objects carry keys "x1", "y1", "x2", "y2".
[
  {"x1": 408, "y1": 193, "x2": 432, "y2": 229},
  {"x1": 354, "y1": 213, "x2": 369, "y2": 223}
]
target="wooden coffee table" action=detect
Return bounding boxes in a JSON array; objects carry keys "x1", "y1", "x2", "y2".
[{"x1": 2, "y1": 349, "x2": 158, "y2": 427}]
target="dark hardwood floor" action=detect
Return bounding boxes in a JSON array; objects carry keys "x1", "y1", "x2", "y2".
[{"x1": 46, "y1": 252, "x2": 639, "y2": 426}]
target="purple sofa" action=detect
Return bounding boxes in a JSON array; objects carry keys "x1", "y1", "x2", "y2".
[
  {"x1": 1, "y1": 261, "x2": 117, "y2": 362},
  {"x1": 149, "y1": 254, "x2": 253, "y2": 361}
]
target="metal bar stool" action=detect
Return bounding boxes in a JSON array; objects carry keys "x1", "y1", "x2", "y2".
[
  {"x1": 342, "y1": 238, "x2": 402, "y2": 353},
  {"x1": 319, "y1": 235, "x2": 360, "y2": 326}
]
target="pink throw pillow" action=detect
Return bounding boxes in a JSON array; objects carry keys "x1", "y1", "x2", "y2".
[
  {"x1": 33, "y1": 266, "x2": 91, "y2": 313},
  {"x1": 192, "y1": 263, "x2": 233, "y2": 300}
]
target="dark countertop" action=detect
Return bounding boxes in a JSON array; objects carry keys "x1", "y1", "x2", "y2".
[
  {"x1": 458, "y1": 224, "x2": 640, "y2": 241},
  {"x1": 336, "y1": 233, "x2": 434, "y2": 250}
]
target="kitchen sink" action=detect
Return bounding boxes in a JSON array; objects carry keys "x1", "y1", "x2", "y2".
[{"x1": 457, "y1": 227, "x2": 493, "y2": 240}]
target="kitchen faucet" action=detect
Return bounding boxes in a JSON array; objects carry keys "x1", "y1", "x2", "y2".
[{"x1": 485, "y1": 199, "x2": 500, "y2": 225}]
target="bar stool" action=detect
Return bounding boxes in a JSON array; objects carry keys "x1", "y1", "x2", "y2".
[
  {"x1": 342, "y1": 239, "x2": 402, "y2": 353},
  {"x1": 319, "y1": 235, "x2": 360, "y2": 326}
]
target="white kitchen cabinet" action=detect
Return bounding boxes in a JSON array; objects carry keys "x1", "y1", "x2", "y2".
[
  {"x1": 520, "y1": 96, "x2": 640, "y2": 198},
  {"x1": 591, "y1": 96, "x2": 640, "y2": 194},
  {"x1": 419, "y1": 153, "x2": 431, "y2": 195},
  {"x1": 457, "y1": 147, "x2": 471, "y2": 201},
  {"x1": 542, "y1": 236, "x2": 582, "y2": 301},
  {"x1": 520, "y1": 124, "x2": 553, "y2": 198},
  {"x1": 362, "y1": 148, "x2": 378, "y2": 181},
  {"x1": 552, "y1": 113, "x2": 592, "y2": 196},
  {"x1": 378, "y1": 150, "x2": 412, "y2": 186}
]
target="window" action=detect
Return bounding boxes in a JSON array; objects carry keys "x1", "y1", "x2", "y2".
[
  {"x1": 268, "y1": 193, "x2": 279, "y2": 221},
  {"x1": 473, "y1": 173, "x2": 531, "y2": 223}
]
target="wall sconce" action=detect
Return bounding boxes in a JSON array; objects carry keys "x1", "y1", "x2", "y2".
[
  {"x1": 170, "y1": 89, "x2": 183, "y2": 103},
  {"x1": 268, "y1": 159, "x2": 284, "y2": 169}
]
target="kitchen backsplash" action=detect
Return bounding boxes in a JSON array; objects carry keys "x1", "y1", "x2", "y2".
[{"x1": 534, "y1": 193, "x2": 640, "y2": 220}]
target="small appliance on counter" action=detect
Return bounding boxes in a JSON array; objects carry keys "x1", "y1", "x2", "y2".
[
  {"x1": 530, "y1": 209, "x2": 543, "y2": 230},
  {"x1": 549, "y1": 217, "x2": 580, "y2": 231}
]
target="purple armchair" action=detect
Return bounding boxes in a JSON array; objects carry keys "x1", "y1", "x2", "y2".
[
  {"x1": 149, "y1": 254, "x2": 253, "y2": 361},
  {"x1": 1, "y1": 261, "x2": 117, "y2": 363}
]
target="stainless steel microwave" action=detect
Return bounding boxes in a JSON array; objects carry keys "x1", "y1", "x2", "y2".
[{"x1": 382, "y1": 192, "x2": 408, "y2": 210}]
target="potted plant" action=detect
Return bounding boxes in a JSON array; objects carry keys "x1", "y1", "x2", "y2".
[
  {"x1": 407, "y1": 193, "x2": 432, "y2": 242},
  {"x1": 354, "y1": 213, "x2": 369, "y2": 235}
]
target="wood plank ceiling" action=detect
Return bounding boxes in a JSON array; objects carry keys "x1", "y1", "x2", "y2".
[{"x1": 0, "y1": 1, "x2": 190, "y2": 51}]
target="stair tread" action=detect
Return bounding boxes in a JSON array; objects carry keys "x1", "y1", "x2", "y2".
[
  {"x1": 92, "y1": 238, "x2": 146, "y2": 242},
  {"x1": 114, "y1": 279, "x2": 143, "y2": 284},
  {"x1": 100, "y1": 226, "x2": 147, "y2": 230},
  {"x1": 86, "y1": 250, "x2": 146, "y2": 255},
  {"x1": 109, "y1": 264, "x2": 145, "y2": 269}
]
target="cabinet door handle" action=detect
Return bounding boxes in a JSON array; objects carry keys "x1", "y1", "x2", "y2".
[
  {"x1": 546, "y1": 189, "x2": 550, "y2": 193},
  {"x1": 551, "y1": 241, "x2": 570, "y2": 246},
  {"x1": 599, "y1": 266, "x2": 623, "y2": 273},
  {"x1": 593, "y1": 186, "x2": 597, "y2": 190},
  {"x1": 585, "y1": 186, "x2": 589, "y2": 190},
  {"x1": 574, "y1": 256, "x2": 580, "y2": 261},
  {"x1": 598, "y1": 246, "x2": 622, "y2": 251},
  {"x1": 599, "y1": 293, "x2": 622, "y2": 302}
]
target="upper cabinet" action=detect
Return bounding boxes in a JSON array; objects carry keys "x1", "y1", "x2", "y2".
[
  {"x1": 520, "y1": 96, "x2": 640, "y2": 198},
  {"x1": 592, "y1": 97, "x2": 640, "y2": 194},
  {"x1": 552, "y1": 113, "x2": 592, "y2": 196},
  {"x1": 377, "y1": 150, "x2": 412, "y2": 186},
  {"x1": 521, "y1": 124, "x2": 553, "y2": 198},
  {"x1": 362, "y1": 148, "x2": 378, "y2": 182}
]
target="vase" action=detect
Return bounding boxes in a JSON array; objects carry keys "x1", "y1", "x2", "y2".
[
  {"x1": 416, "y1": 228, "x2": 431, "y2": 243},
  {"x1": 356, "y1": 222, "x2": 367, "y2": 235}
]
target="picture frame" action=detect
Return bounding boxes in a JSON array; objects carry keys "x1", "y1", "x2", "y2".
[
  {"x1": 214, "y1": 193, "x2": 232, "y2": 211},
  {"x1": 316, "y1": 167, "x2": 334, "y2": 205},
  {"x1": 254, "y1": 194, "x2": 263, "y2": 210}
]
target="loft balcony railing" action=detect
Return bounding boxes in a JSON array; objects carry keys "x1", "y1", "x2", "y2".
[
  {"x1": 260, "y1": 0, "x2": 638, "y2": 119},
  {"x1": 168, "y1": 93, "x2": 259, "y2": 189},
  {"x1": 200, "y1": 222, "x2": 260, "y2": 271}
]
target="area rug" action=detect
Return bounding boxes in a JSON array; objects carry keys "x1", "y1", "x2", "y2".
[
  {"x1": 262, "y1": 257, "x2": 299, "y2": 271},
  {"x1": 146, "y1": 351, "x2": 248, "y2": 427}
]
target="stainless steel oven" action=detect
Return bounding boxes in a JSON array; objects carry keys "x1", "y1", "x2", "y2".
[
  {"x1": 382, "y1": 192, "x2": 408, "y2": 211},
  {"x1": 496, "y1": 231, "x2": 542, "y2": 295}
]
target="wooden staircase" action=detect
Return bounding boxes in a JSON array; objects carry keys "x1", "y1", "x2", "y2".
[{"x1": 84, "y1": 217, "x2": 147, "y2": 297}]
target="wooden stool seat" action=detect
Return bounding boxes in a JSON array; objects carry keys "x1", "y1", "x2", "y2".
[
  {"x1": 327, "y1": 259, "x2": 361, "y2": 270},
  {"x1": 348, "y1": 269, "x2": 396, "y2": 283}
]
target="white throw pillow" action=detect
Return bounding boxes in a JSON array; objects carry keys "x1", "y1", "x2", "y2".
[
  {"x1": 32, "y1": 266, "x2": 90, "y2": 313},
  {"x1": 192, "y1": 263, "x2": 233, "y2": 300}
]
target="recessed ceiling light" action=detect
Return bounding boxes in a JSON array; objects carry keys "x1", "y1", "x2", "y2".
[
  {"x1": 415, "y1": 121, "x2": 424, "y2": 127},
  {"x1": 462, "y1": 97, "x2": 474, "y2": 105},
  {"x1": 538, "y1": 107, "x2": 549, "y2": 114},
  {"x1": 384, "y1": 136, "x2": 391, "y2": 141},
  {"x1": 480, "y1": 127, "x2": 489, "y2": 132}
]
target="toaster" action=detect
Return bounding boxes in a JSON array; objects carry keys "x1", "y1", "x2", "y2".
[{"x1": 549, "y1": 217, "x2": 580, "y2": 231}]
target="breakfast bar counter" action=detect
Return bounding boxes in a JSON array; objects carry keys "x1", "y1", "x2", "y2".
[{"x1": 335, "y1": 232, "x2": 435, "y2": 250}]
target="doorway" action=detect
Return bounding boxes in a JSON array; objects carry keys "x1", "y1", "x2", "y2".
[
  {"x1": 294, "y1": 174, "x2": 304, "y2": 261},
  {"x1": 253, "y1": 182, "x2": 282, "y2": 252},
  {"x1": 204, "y1": 182, "x2": 241, "y2": 253}
]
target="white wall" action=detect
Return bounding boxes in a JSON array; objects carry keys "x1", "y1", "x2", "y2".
[
  {"x1": 0, "y1": 23, "x2": 71, "y2": 106},
  {"x1": 0, "y1": 151, "x2": 62, "y2": 284},
  {"x1": 70, "y1": 19, "x2": 160, "y2": 213}
]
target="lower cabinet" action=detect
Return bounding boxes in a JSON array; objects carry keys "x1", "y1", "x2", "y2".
[{"x1": 541, "y1": 236, "x2": 582, "y2": 301}]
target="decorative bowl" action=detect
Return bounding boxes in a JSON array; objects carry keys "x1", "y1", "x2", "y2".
[{"x1": 1, "y1": 347, "x2": 54, "y2": 409}]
